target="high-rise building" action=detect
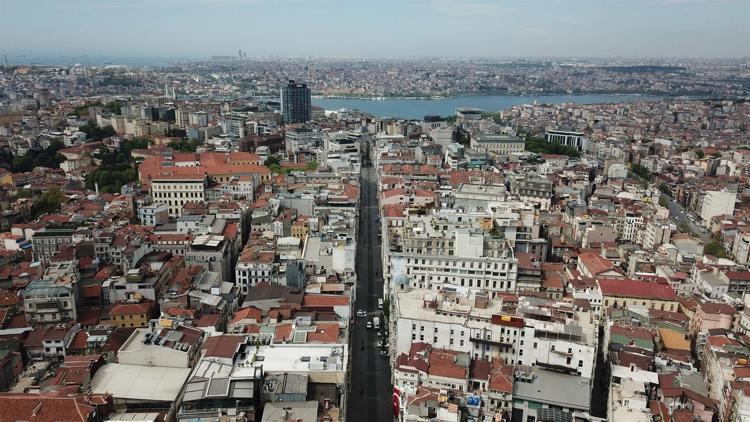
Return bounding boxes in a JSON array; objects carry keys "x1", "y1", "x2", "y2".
[{"x1": 280, "y1": 80, "x2": 311, "y2": 124}]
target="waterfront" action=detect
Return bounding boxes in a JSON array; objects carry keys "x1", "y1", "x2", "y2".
[{"x1": 313, "y1": 93, "x2": 659, "y2": 119}]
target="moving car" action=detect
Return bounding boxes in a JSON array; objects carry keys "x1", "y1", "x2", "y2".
[{"x1": 356, "y1": 309, "x2": 366, "y2": 317}]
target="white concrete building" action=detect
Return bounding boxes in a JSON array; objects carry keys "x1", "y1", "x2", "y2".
[
  {"x1": 138, "y1": 203, "x2": 169, "y2": 226},
  {"x1": 150, "y1": 175, "x2": 207, "y2": 217},
  {"x1": 699, "y1": 190, "x2": 736, "y2": 228}
]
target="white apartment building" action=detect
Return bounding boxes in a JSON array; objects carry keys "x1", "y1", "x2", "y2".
[
  {"x1": 607, "y1": 365, "x2": 658, "y2": 422},
  {"x1": 235, "y1": 245, "x2": 275, "y2": 294},
  {"x1": 138, "y1": 203, "x2": 169, "y2": 226},
  {"x1": 23, "y1": 280, "x2": 78, "y2": 324},
  {"x1": 733, "y1": 231, "x2": 750, "y2": 265},
  {"x1": 699, "y1": 190, "x2": 736, "y2": 228},
  {"x1": 389, "y1": 221, "x2": 518, "y2": 297},
  {"x1": 150, "y1": 176, "x2": 207, "y2": 217},
  {"x1": 393, "y1": 289, "x2": 513, "y2": 362},
  {"x1": 642, "y1": 219, "x2": 671, "y2": 250},
  {"x1": 393, "y1": 289, "x2": 597, "y2": 377},
  {"x1": 614, "y1": 211, "x2": 644, "y2": 242}
]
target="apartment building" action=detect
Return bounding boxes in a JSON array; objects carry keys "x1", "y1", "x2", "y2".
[
  {"x1": 23, "y1": 279, "x2": 79, "y2": 324},
  {"x1": 150, "y1": 175, "x2": 207, "y2": 217},
  {"x1": 389, "y1": 223, "x2": 518, "y2": 296}
]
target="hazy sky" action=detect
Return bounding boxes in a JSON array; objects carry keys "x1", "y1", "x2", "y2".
[{"x1": 1, "y1": 0, "x2": 748, "y2": 59}]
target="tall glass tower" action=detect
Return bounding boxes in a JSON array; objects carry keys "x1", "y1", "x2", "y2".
[{"x1": 281, "y1": 80, "x2": 311, "y2": 124}]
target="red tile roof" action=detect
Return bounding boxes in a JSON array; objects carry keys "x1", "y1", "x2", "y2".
[
  {"x1": 427, "y1": 349, "x2": 467, "y2": 380},
  {"x1": 0, "y1": 393, "x2": 100, "y2": 421},
  {"x1": 302, "y1": 294, "x2": 350, "y2": 308},
  {"x1": 488, "y1": 364, "x2": 513, "y2": 393},
  {"x1": 700, "y1": 302, "x2": 737, "y2": 315},
  {"x1": 598, "y1": 278, "x2": 677, "y2": 301},
  {"x1": 578, "y1": 252, "x2": 618, "y2": 275},
  {"x1": 107, "y1": 301, "x2": 154, "y2": 316},
  {"x1": 202, "y1": 335, "x2": 246, "y2": 359}
]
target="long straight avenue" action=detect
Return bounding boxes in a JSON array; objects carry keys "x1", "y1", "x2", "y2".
[{"x1": 348, "y1": 158, "x2": 393, "y2": 421}]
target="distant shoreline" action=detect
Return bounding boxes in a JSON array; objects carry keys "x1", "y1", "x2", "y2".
[{"x1": 311, "y1": 92, "x2": 658, "y2": 101}]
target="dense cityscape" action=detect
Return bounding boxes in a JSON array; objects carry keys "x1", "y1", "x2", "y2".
[{"x1": 0, "y1": 1, "x2": 749, "y2": 420}]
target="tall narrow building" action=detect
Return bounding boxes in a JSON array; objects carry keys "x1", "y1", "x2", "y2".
[{"x1": 280, "y1": 80, "x2": 311, "y2": 124}]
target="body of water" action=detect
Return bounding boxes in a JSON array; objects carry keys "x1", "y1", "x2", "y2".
[{"x1": 313, "y1": 94, "x2": 658, "y2": 119}]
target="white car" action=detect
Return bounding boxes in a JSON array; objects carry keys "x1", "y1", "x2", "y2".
[
  {"x1": 357, "y1": 309, "x2": 366, "y2": 317},
  {"x1": 366, "y1": 321, "x2": 372, "y2": 329}
]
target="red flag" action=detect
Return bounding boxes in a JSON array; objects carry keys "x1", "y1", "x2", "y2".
[{"x1": 393, "y1": 386, "x2": 401, "y2": 417}]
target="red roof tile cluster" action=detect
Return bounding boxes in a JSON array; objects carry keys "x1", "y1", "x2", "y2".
[{"x1": 598, "y1": 278, "x2": 677, "y2": 301}]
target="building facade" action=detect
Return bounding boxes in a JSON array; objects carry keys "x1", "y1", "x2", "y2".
[{"x1": 281, "y1": 80, "x2": 312, "y2": 124}]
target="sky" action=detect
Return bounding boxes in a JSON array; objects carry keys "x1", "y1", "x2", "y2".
[{"x1": 0, "y1": 0, "x2": 748, "y2": 61}]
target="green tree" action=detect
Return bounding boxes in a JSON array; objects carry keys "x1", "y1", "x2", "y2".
[
  {"x1": 80, "y1": 122, "x2": 117, "y2": 141},
  {"x1": 305, "y1": 161, "x2": 318, "y2": 171},
  {"x1": 268, "y1": 163, "x2": 282, "y2": 174},
  {"x1": 10, "y1": 140, "x2": 66, "y2": 172},
  {"x1": 704, "y1": 240, "x2": 728, "y2": 259},
  {"x1": 104, "y1": 100, "x2": 122, "y2": 115},
  {"x1": 524, "y1": 136, "x2": 581, "y2": 158},
  {"x1": 695, "y1": 149, "x2": 705, "y2": 159},
  {"x1": 658, "y1": 183, "x2": 671, "y2": 196},
  {"x1": 264, "y1": 157, "x2": 280, "y2": 167},
  {"x1": 74, "y1": 105, "x2": 90, "y2": 119},
  {"x1": 630, "y1": 163, "x2": 652, "y2": 182},
  {"x1": 167, "y1": 139, "x2": 200, "y2": 152},
  {"x1": 30, "y1": 188, "x2": 65, "y2": 218}
]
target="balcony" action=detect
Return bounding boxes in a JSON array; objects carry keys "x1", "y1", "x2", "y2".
[{"x1": 469, "y1": 337, "x2": 512, "y2": 348}]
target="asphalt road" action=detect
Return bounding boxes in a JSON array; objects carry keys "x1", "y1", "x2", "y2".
[
  {"x1": 661, "y1": 193, "x2": 711, "y2": 243},
  {"x1": 347, "y1": 162, "x2": 393, "y2": 422}
]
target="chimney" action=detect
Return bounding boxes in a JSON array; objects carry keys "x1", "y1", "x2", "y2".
[{"x1": 474, "y1": 292, "x2": 489, "y2": 309}]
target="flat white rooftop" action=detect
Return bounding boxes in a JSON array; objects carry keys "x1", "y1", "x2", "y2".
[
  {"x1": 91, "y1": 364, "x2": 191, "y2": 402},
  {"x1": 234, "y1": 343, "x2": 346, "y2": 377}
]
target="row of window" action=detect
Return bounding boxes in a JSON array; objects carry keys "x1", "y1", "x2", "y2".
[{"x1": 153, "y1": 191, "x2": 203, "y2": 199}]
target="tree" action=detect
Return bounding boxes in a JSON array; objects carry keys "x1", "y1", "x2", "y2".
[
  {"x1": 79, "y1": 122, "x2": 117, "y2": 141},
  {"x1": 264, "y1": 157, "x2": 280, "y2": 167},
  {"x1": 524, "y1": 136, "x2": 581, "y2": 158},
  {"x1": 455, "y1": 129, "x2": 470, "y2": 146},
  {"x1": 704, "y1": 240, "x2": 729, "y2": 259},
  {"x1": 85, "y1": 162, "x2": 138, "y2": 193},
  {"x1": 695, "y1": 149, "x2": 705, "y2": 159},
  {"x1": 11, "y1": 140, "x2": 66, "y2": 172},
  {"x1": 659, "y1": 183, "x2": 672, "y2": 196},
  {"x1": 630, "y1": 163, "x2": 652, "y2": 182},
  {"x1": 268, "y1": 163, "x2": 282, "y2": 174},
  {"x1": 305, "y1": 161, "x2": 318, "y2": 171},
  {"x1": 167, "y1": 139, "x2": 200, "y2": 152},
  {"x1": 104, "y1": 100, "x2": 122, "y2": 115},
  {"x1": 74, "y1": 105, "x2": 90, "y2": 119},
  {"x1": 30, "y1": 189, "x2": 65, "y2": 218}
]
